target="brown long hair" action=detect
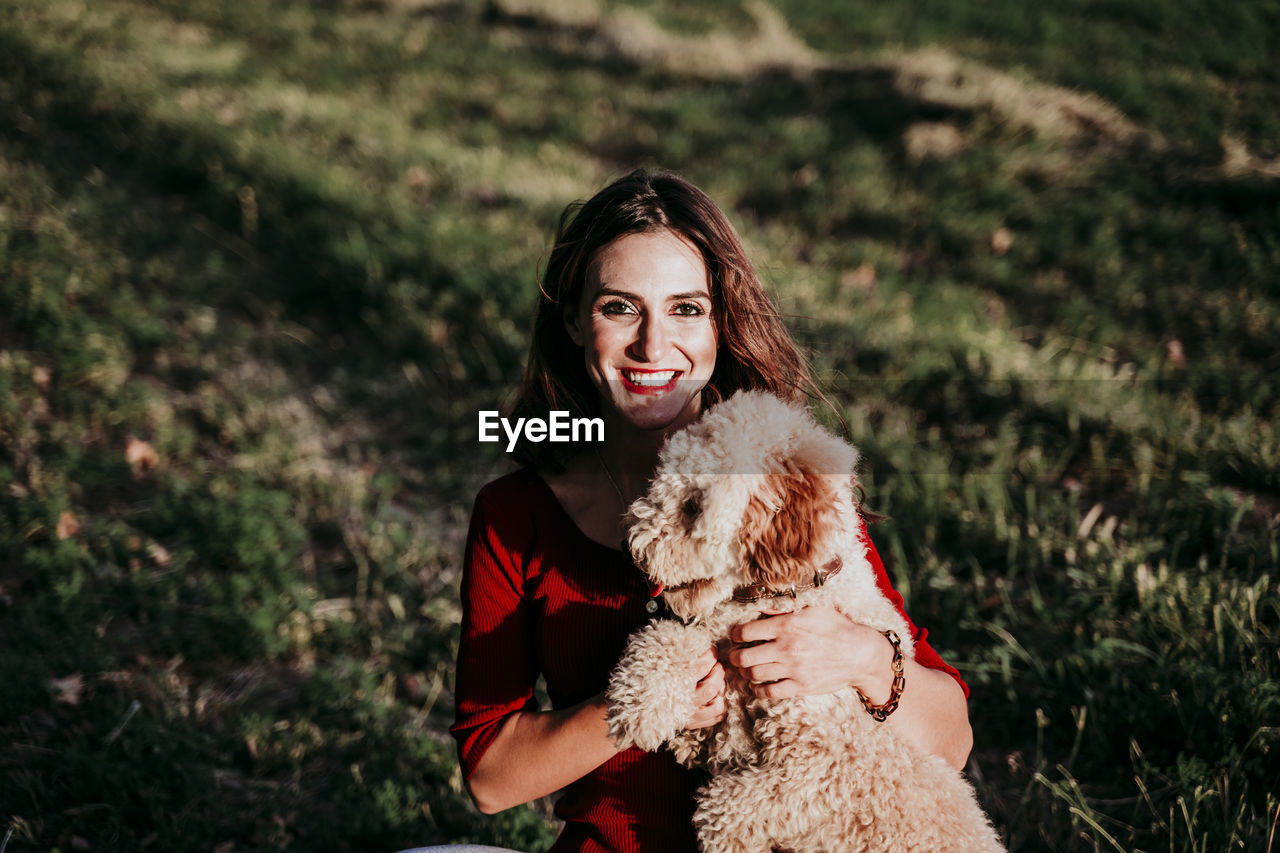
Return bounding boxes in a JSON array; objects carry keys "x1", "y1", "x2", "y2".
[{"x1": 510, "y1": 168, "x2": 827, "y2": 471}]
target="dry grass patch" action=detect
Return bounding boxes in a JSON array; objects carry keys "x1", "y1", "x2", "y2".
[{"x1": 596, "y1": 0, "x2": 819, "y2": 77}]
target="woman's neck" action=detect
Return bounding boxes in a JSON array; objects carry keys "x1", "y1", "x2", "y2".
[
  {"x1": 595, "y1": 413, "x2": 671, "y2": 499},
  {"x1": 540, "y1": 408, "x2": 699, "y2": 552}
]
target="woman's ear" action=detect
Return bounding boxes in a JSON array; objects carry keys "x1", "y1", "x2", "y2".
[{"x1": 563, "y1": 305, "x2": 584, "y2": 346}]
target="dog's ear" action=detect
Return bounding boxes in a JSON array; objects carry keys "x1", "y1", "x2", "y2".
[{"x1": 740, "y1": 472, "x2": 839, "y2": 591}]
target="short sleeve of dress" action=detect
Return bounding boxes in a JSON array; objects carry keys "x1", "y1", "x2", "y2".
[
  {"x1": 859, "y1": 520, "x2": 970, "y2": 700},
  {"x1": 450, "y1": 486, "x2": 541, "y2": 779}
]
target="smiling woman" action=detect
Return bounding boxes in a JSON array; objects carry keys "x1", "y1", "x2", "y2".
[
  {"x1": 506, "y1": 168, "x2": 818, "y2": 475},
  {"x1": 563, "y1": 229, "x2": 718, "y2": 434},
  {"x1": 448, "y1": 169, "x2": 973, "y2": 853}
]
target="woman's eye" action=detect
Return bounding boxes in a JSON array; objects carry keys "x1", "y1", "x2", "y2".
[
  {"x1": 599, "y1": 299, "x2": 635, "y2": 316},
  {"x1": 673, "y1": 302, "x2": 705, "y2": 317}
]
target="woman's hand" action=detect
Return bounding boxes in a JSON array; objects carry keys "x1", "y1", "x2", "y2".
[
  {"x1": 725, "y1": 604, "x2": 973, "y2": 769},
  {"x1": 683, "y1": 648, "x2": 727, "y2": 729},
  {"x1": 726, "y1": 605, "x2": 879, "y2": 700}
]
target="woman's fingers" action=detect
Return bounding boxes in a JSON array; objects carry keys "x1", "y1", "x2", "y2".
[
  {"x1": 685, "y1": 692, "x2": 726, "y2": 728},
  {"x1": 727, "y1": 610, "x2": 786, "y2": 645},
  {"x1": 688, "y1": 648, "x2": 719, "y2": 680},
  {"x1": 749, "y1": 679, "x2": 799, "y2": 700},
  {"x1": 728, "y1": 605, "x2": 880, "y2": 697},
  {"x1": 693, "y1": 661, "x2": 725, "y2": 705},
  {"x1": 725, "y1": 642, "x2": 767, "y2": 670},
  {"x1": 684, "y1": 650, "x2": 727, "y2": 729},
  {"x1": 740, "y1": 661, "x2": 787, "y2": 685}
]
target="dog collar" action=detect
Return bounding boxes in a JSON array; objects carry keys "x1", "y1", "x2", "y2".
[{"x1": 731, "y1": 556, "x2": 843, "y2": 603}]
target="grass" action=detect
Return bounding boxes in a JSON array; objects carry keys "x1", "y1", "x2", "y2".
[{"x1": 1, "y1": 0, "x2": 1277, "y2": 850}]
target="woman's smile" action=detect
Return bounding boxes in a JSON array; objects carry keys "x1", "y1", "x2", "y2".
[
  {"x1": 565, "y1": 229, "x2": 718, "y2": 433},
  {"x1": 619, "y1": 368, "x2": 683, "y2": 394}
]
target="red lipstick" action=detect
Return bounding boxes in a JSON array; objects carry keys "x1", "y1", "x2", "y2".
[{"x1": 618, "y1": 368, "x2": 682, "y2": 396}]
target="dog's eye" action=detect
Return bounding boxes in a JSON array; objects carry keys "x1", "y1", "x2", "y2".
[{"x1": 682, "y1": 497, "x2": 701, "y2": 520}]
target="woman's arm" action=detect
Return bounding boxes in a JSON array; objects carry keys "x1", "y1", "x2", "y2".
[
  {"x1": 726, "y1": 607, "x2": 973, "y2": 770},
  {"x1": 467, "y1": 650, "x2": 727, "y2": 814},
  {"x1": 466, "y1": 693, "x2": 617, "y2": 815}
]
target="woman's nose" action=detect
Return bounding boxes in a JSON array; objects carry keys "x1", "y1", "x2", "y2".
[{"x1": 627, "y1": 313, "x2": 671, "y2": 363}]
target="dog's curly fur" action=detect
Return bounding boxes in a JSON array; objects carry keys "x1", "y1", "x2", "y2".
[{"x1": 605, "y1": 391, "x2": 1004, "y2": 853}]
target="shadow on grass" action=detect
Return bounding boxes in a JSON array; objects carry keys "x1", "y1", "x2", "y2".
[
  {"x1": 0, "y1": 22, "x2": 526, "y2": 496},
  {"x1": 0, "y1": 22, "x2": 552, "y2": 850}
]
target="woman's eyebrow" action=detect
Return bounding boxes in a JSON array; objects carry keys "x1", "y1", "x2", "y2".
[
  {"x1": 591, "y1": 287, "x2": 711, "y2": 301},
  {"x1": 591, "y1": 286, "x2": 640, "y2": 300}
]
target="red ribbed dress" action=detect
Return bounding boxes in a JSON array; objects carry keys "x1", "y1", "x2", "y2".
[{"x1": 451, "y1": 468, "x2": 968, "y2": 853}]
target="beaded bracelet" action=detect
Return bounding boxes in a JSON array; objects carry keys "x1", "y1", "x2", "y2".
[{"x1": 857, "y1": 629, "x2": 906, "y2": 722}]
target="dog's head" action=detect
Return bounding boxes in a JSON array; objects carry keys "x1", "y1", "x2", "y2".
[{"x1": 626, "y1": 391, "x2": 860, "y2": 622}]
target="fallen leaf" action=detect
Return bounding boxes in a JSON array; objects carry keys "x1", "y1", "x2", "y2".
[
  {"x1": 991, "y1": 227, "x2": 1014, "y2": 255},
  {"x1": 400, "y1": 673, "x2": 427, "y2": 702},
  {"x1": 56, "y1": 510, "x2": 80, "y2": 540},
  {"x1": 791, "y1": 163, "x2": 818, "y2": 188},
  {"x1": 405, "y1": 165, "x2": 429, "y2": 189},
  {"x1": 125, "y1": 436, "x2": 159, "y2": 476},
  {"x1": 148, "y1": 542, "x2": 172, "y2": 567},
  {"x1": 50, "y1": 673, "x2": 85, "y2": 706},
  {"x1": 841, "y1": 264, "x2": 877, "y2": 292}
]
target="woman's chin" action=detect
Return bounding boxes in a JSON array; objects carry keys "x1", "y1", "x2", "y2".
[{"x1": 609, "y1": 395, "x2": 702, "y2": 433}]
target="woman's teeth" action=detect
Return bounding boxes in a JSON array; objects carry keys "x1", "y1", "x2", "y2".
[{"x1": 622, "y1": 370, "x2": 677, "y2": 386}]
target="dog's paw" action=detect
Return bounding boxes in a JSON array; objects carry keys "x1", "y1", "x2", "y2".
[
  {"x1": 605, "y1": 621, "x2": 708, "y2": 751},
  {"x1": 605, "y1": 667, "x2": 692, "y2": 751},
  {"x1": 605, "y1": 699, "x2": 677, "y2": 752}
]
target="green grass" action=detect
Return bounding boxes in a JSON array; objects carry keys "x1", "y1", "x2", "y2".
[
  {"x1": 770, "y1": 0, "x2": 1280, "y2": 155},
  {"x1": 2, "y1": 0, "x2": 1277, "y2": 850}
]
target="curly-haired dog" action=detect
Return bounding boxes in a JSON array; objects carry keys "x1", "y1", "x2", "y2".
[{"x1": 605, "y1": 390, "x2": 1004, "y2": 853}]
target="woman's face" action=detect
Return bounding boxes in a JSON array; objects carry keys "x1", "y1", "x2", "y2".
[{"x1": 565, "y1": 229, "x2": 718, "y2": 434}]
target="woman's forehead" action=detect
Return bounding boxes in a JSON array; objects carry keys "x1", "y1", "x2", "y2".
[{"x1": 585, "y1": 229, "x2": 710, "y2": 296}]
